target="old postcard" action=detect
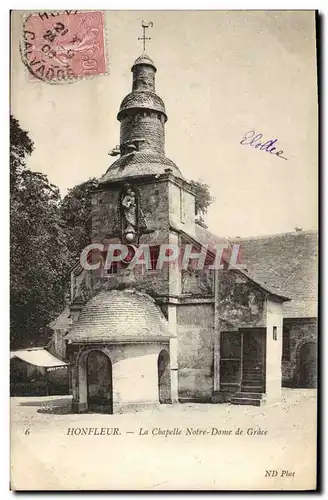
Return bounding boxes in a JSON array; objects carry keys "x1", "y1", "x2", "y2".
[{"x1": 10, "y1": 10, "x2": 318, "y2": 491}]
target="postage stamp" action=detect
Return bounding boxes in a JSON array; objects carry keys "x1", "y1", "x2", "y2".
[{"x1": 20, "y1": 10, "x2": 106, "y2": 84}]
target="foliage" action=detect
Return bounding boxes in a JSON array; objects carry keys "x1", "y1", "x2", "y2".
[
  {"x1": 10, "y1": 115, "x2": 69, "y2": 349},
  {"x1": 189, "y1": 179, "x2": 214, "y2": 228},
  {"x1": 10, "y1": 115, "x2": 34, "y2": 191},
  {"x1": 60, "y1": 178, "x2": 98, "y2": 262}
]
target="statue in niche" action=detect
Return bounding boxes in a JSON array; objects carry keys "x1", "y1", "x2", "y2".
[
  {"x1": 119, "y1": 184, "x2": 147, "y2": 243},
  {"x1": 122, "y1": 185, "x2": 137, "y2": 232}
]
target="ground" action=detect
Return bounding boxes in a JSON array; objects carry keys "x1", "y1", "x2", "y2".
[{"x1": 10, "y1": 389, "x2": 317, "y2": 491}]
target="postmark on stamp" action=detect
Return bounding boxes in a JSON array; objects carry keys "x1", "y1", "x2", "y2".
[{"x1": 20, "y1": 10, "x2": 106, "y2": 84}]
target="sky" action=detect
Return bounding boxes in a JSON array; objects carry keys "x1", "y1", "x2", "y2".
[{"x1": 11, "y1": 10, "x2": 318, "y2": 237}]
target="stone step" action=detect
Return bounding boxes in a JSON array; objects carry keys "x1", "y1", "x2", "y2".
[
  {"x1": 241, "y1": 385, "x2": 263, "y2": 393},
  {"x1": 230, "y1": 397, "x2": 262, "y2": 407},
  {"x1": 234, "y1": 392, "x2": 263, "y2": 400},
  {"x1": 241, "y1": 382, "x2": 263, "y2": 386}
]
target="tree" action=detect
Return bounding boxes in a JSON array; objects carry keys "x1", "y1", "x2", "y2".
[
  {"x1": 10, "y1": 115, "x2": 34, "y2": 191},
  {"x1": 189, "y1": 179, "x2": 214, "y2": 228},
  {"x1": 10, "y1": 115, "x2": 69, "y2": 349},
  {"x1": 60, "y1": 178, "x2": 98, "y2": 263}
]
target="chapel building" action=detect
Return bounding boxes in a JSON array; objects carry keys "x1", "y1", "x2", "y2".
[{"x1": 64, "y1": 52, "x2": 289, "y2": 413}]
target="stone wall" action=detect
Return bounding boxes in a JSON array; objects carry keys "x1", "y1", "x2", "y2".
[
  {"x1": 91, "y1": 186, "x2": 120, "y2": 242},
  {"x1": 138, "y1": 180, "x2": 170, "y2": 237},
  {"x1": 219, "y1": 270, "x2": 266, "y2": 330},
  {"x1": 132, "y1": 64, "x2": 155, "y2": 91},
  {"x1": 120, "y1": 111, "x2": 165, "y2": 154},
  {"x1": 282, "y1": 317, "x2": 317, "y2": 387},
  {"x1": 177, "y1": 303, "x2": 214, "y2": 402},
  {"x1": 90, "y1": 176, "x2": 197, "y2": 298},
  {"x1": 92, "y1": 179, "x2": 170, "y2": 244},
  {"x1": 169, "y1": 183, "x2": 195, "y2": 236},
  {"x1": 90, "y1": 178, "x2": 172, "y2": 296},
  {"x1": 69, "y1": 342, "x2": 171, "y2": 413},
  {"x1": 265, "y1": 299, "x2": 283, "y2": 401},
  {"x1": 48, "y1": 329, "x2": 67, "y2": 361}
]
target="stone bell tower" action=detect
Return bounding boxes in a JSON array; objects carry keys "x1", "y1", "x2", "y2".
[
  {"x1": 100, "y1": 51, "x2": 184, "y2": 187},
  {"x1": 92, "y1": 48, "x2": 196, "y2": 277},
  {"x1": 68, "y1": 44, "x2": 199, "y2": 411},
  {"x1": 118, "y1": 54, "x2": 167, "y2": 157}
]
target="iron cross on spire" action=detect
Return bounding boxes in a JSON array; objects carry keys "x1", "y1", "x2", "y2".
[{"x1": 138, "y1": 21, "x2": 153, "y2": 52}]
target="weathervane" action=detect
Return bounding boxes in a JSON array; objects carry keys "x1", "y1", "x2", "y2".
[{"x1": 138, "y1": 21, "x2": 153, "y2": 52}]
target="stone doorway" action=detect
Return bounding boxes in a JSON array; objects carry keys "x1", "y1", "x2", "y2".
[
  {"x1": 158, "y1": 349, "x2": 171, "y2": 403},
  {"x1": 87, "y1": 350, "x2": 113, "y2": 413},
  {"x1": 299, "y1": 342, "x2": 317, "y2": 388}
]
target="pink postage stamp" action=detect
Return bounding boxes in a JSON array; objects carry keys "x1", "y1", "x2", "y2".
[{"x1": 20, "y1": 10, "x2": 106, "y2": 84}]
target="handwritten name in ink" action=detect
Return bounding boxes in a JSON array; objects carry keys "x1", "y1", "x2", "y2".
[{"x1": 240, "y1": 130, "x2": 288, "y2": 160}]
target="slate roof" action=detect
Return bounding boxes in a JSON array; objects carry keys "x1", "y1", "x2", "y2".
[
  {"x1": 117, "y1": 91, "x2": 166, "y2": 120},
  {"x1": 132, "y1": 54, "x2": 156, "y2": 71},
  {"x1": 233, "y1": 268, "x2": 290, "y2": 302},
  {"x1": 66, "y1": 289, "x2": 170, "y2": 344},
  {"x1": 99, "y1": 151, "x2": 184, "y2": 184},
  {"x1": 48, "y1": 306, "x2": 71, "y2": 331},
  {"x1": 180, "y1": 224, "x2": 289, "y2": 301},
  {"x1": 195, "y1": 223, "x2": 231, "y2": 249},
  {"x1": 237, "y1": 230, "x2": 318, "y2": 318}
]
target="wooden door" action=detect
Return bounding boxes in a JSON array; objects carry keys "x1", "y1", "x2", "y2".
[{"x1": 241, "y1": 329, "x2": 266, "y2": 392}]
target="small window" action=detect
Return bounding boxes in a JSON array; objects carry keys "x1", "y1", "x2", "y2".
[
  {"x1": 180, "y1": 189, "x2": 186, "y2": 223},
  {"x1": 282, "y1": 326, "x2": 291, "y2": 361},
  {"x1": 105, "y1": 249, "x2": 119, "y2": 276},
  {"x1": 106, "y1": 261, "x2": 118, "y2": 276},
  {"x1": 150, "y1": 246, "x2": 160, "y2": 270},
  {"x1": 273, "y1": 326, "x2": 278, "y2": 341}
]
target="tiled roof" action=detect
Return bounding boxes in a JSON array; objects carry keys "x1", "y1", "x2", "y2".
[
  {"x1": 66, "y1": 289, "x2": 170, "y2": 343},
  {"x1": 195, "y1": 223, "x2": 231, "y2": 249},
  {"x1": 48, "y1": 306, "x2": 71, "y2": 331},
  {"x1": 118, "y1": 91, "x2": 166, "y2": 119},
  {"x1": 99, "y1": 151, "x2": 184, "y2": 183},
  {"x1": 237, "y1": 230, "x2": 318, "y2": 318},
  {"x1": 184, "y1": 224, "x2": 288, "y2": 301},
  {"x1": 234, "y1": 268, "x2": 289, "y2": 302}
]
